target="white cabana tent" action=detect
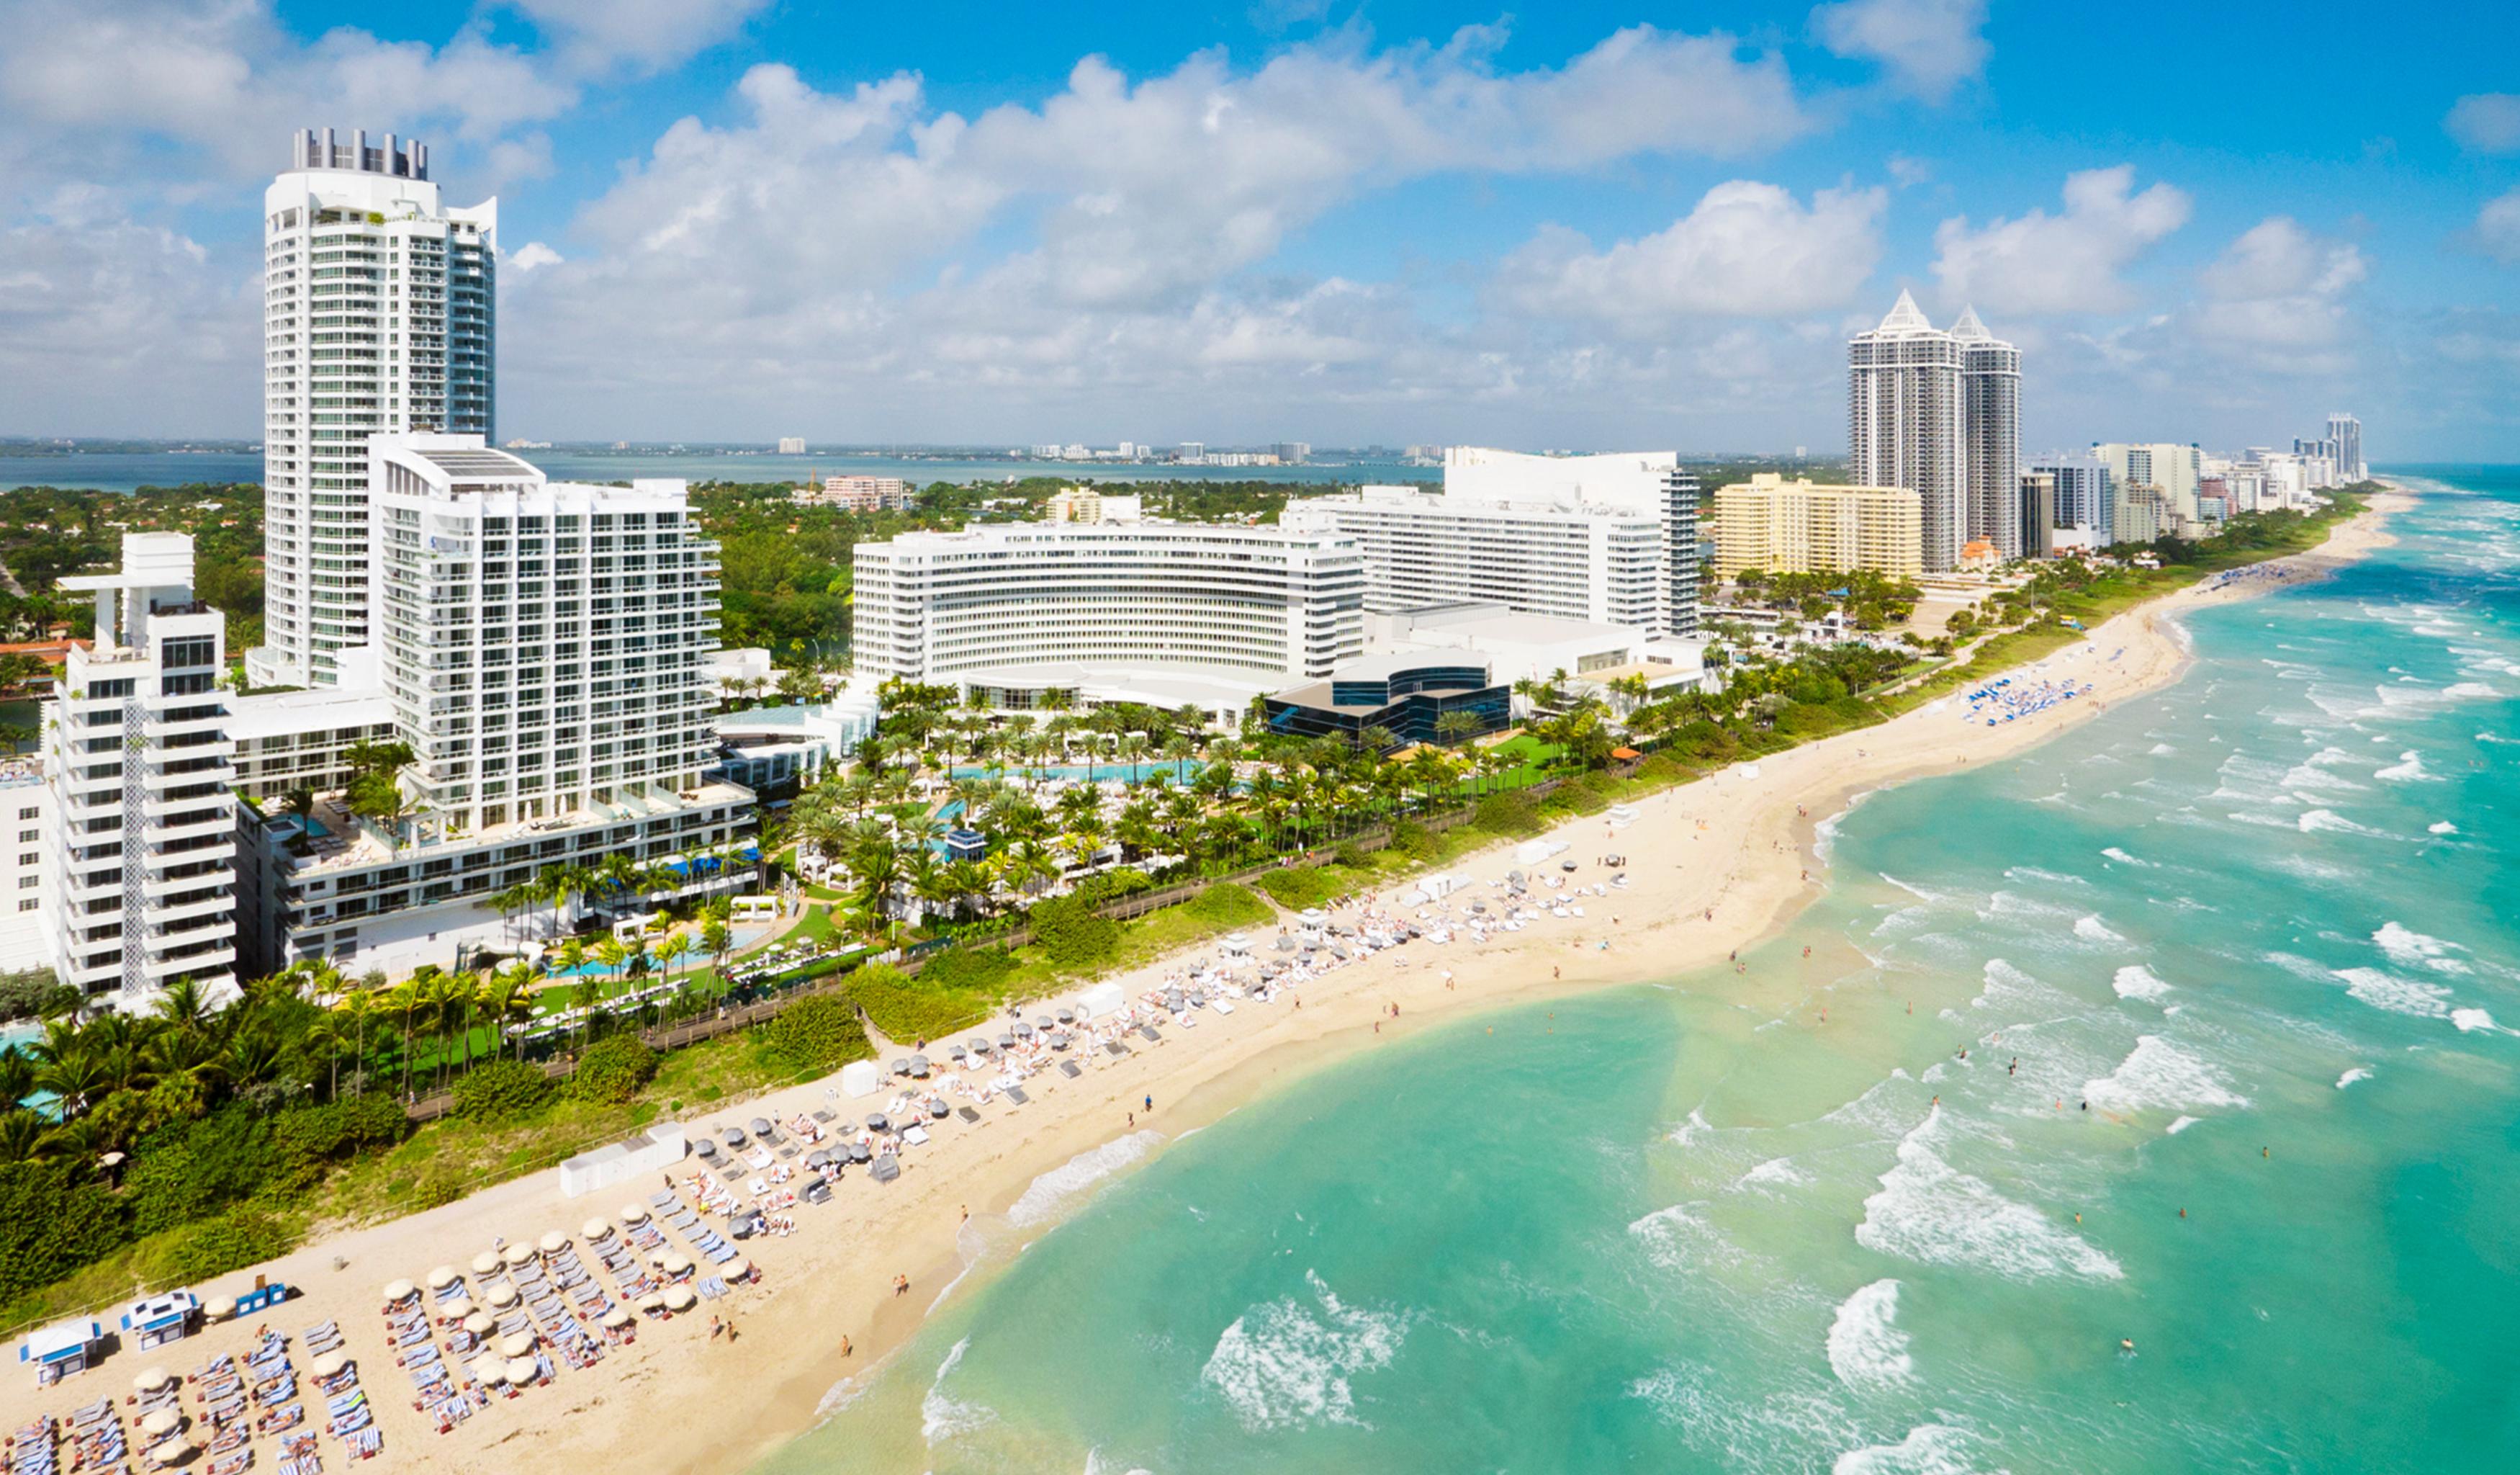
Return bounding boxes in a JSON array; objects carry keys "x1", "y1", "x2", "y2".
[
  {"x1": 1076, "y1": 982, "x2": 1128, "y2": 1020},
  {"x1": 838, "y1": 1059, "x2": 883, "y2": 1098}
]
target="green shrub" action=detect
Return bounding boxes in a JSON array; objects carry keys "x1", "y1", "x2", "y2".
[
  {"x1": 1180, "y1": 882, "x2": 1272, "y2": 928},
  {"x1": 1472, "y1": 790, "x2": 1543, "y2": 836},
  {"x1": 1027, "y1": 895, "x2": 1120, "y2": 971},
  {"x1": 413, "y1": 1167, "x2": 468, "y2": 1211},
  {"x1": 0, "y1": 1160, "x2": 130, "y2": 1306},
  {"x1": 161, "y1": 1204, "x2": 294, "y2": 1283},
  {"x1": 917, "y1": 946, "x2": 1018, "y2": 995},
  {"x1": 1071, "y1": 869, "x2": 1154, "y2": 907},
  {"x1": 126, "y1": 1107, "x2": 279, "y2": 1237},
  {"x1": 1332, "y1": 841, "x2": 1373, "y2": 869},
  {"x1": 760, "y1": 995, "x2": 870, "y2": 1074},
  {"x1": 451, "y1": 1059, "x2": 555, "y2": 1124},
  {"x1": 849, "y1": 964, "x2": 990, "y2": 1043},
  {"x1": 1390, "y1": 820, "x2": 1439, "y2": 863},
  {"x1": 566, "y1": 1036, "x2": 658, "y2": 1105},
  {"x1": 1635, "y1": 753, "x2": 1687, "y2": 784}
]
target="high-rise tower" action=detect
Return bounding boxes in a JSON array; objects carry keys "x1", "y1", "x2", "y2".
[
  {"x1": 1952, "y1": 306, "x2": 2022, "y2": 558},
  {"x1": 253, "y1": 128, "x2": 497, "y2": 689},
  {"x1": 1848, "y1": 291, "x2": 1963, "y2": 570},
  {"x1": 2326, "y1": 413, "x2": 2364, "y2": 481}
]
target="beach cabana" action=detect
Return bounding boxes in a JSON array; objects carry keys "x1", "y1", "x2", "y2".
[
  {"x1": 120, "y1": 1291, "x2": 202, "y2": 1352},
  {"x1": 1077, "y1": 982, "x2": 1127, "y2": 1020}
]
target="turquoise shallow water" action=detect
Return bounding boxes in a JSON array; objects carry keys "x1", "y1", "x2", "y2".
[{"x1": 762, "y1": 469, "x2": 2520, "y2": 1474}]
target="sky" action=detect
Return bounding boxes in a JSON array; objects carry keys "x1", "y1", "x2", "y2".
[{"x1": 3, "y1": 1, "x2": 2519, "y2": 458}]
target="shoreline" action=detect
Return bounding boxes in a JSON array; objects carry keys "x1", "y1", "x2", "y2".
[{"x1": 0, "y1": 488, "x2": 2408, "y2": 1475}]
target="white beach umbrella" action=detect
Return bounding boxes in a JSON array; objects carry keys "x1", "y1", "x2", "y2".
[
  {"x1": 722, "y1": 1255, "x2": 752, "y2": 1283},
  {"x1": 502, "y1": 1242, "x2": 539, "y2": 1268},
  {"x1": 487, "y1": 1283, "x2": 520, "y2": 1309},
  {"x1": 635, "y1": 1293, "x2": 665, "y2": 1313},
  {"x1": 603, "y1": 1306, "x2": 634, "y2": 1329},
  {"x1": 309, "y1": 1350, "x2": 351, "y2": 1381},
  {"x1": 500, "y1": 1332, "x2": 536, "y2": 1358},
  {"x1": 440, "y1": 1296, "x2": 474, "y2": 1321},
  {"x1": 471, "y1": 1250, "x2": 503, "y2": 1276},
  {"x1": 505, "y1": 1356, "x2": 540, "y2": 1386},
  {"x1": 149, "y1": 1435, "x2": 196, "y2": 1467},
  {"x1": 539, "y1": 1229, "x2": 569, "y2": 1254},
  {"x1": 662, "y1": 1284, "x2": 696, "y2": 1312},
  {"x1": 582, "y1": 1218, "x2": 613, "y2": 1241},
  {"x1": 659, "y1": 1250, "x2": 692, "y2": 1277},
  {"x1": 138, "y1": 1409, "x2": 181, "y2": 1438},
  {"x1": 479, "y1": 1361, "x2": 508, "y2": 1386},
  {"x1": 426, "y1": 1265, "x2": 461, "y2": 1290},
  {"x1": 381, "y1": 1279, "x2": 416, "y2": 1303},
  {"x1": 132, "y1": 1366, "x2": 175, "y2": 1394},
  {"x1": 620, "y1": 1203, "x2": 649, "y2": 1224}
]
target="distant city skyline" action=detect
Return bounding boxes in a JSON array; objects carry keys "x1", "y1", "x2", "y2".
[{"x1": 4, "y1": 1, "x2": 2517, "y2": 455}]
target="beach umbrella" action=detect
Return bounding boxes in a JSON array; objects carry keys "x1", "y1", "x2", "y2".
[
  {"x1": 309, "y1": 1350, "x2": 351, "y2": 1381},
  {"x1": 502, "y1": 1242, "x2": 539, "y2": 1268},
  {"x1": 138, "y1": 1408, "x2": 181, "y2": 1438},
  {"x1": 864, "y1": 1112, "x2": 890, "y2": 1132},
  {"x1": 620, "y1": 1203, "x2": 649, "y2": 1224},
  {"x1": 471, "y1": 1250, "x2": 503, "y2": 1276},
  {"x1": 848, "y1": 1142, "x2": 871, "y2": 1163},
  {"x1": 723, "y1": 1255, "x2": 753, "y2": 1282},
  {"x1": 505, "y1": 1356, "x2": 540, "y2": 1386},
  {"x1": 722, "y1": 1127, "x2": 747, "y2": 1147},
  {"x1": 752, "y1": 1117, "x2": 775, "y2": 1137},
  {"x1": 660, "y1": 1251, "x2": 693, "y2": 1277},
  {"x1": 695, "y1": 1137, "x2": 719, "y2": 1159},
  {"x1": 148, "y1": 1435, "x2": 195, "y2": 1466},
  {"x1": 441, "y1": 1296, "x2": 474, "y2": 1321},
  {"x1": 968, "y1": 1038, "x2": 992, "y2": 1055},
  {"x1": 500, "y1": 1332, "x2": 536, "y2": 1358},
  {"x1": 996, "y1": 1033, "x2": 1017, "y2": 1049},
  {"x1": 909, "y1": 1054, "x2": 931, "y2": 1076},
  {"x1": 1012, "y1": 1023, "x2": 1033, "y2": 1039},
  {"x1": 479, "y1": 1361, "x2": 508, "y2": 1386},
  {"x1": 539, "y1": 1229, "x2": 569, "y2": 1254},
  {"x1": 463, "y1": 1312, "x2": 495, "y2": 1337},
  {"x1": 583, "y1": 1218, "x2": 613, "y2": 1241},
  {"x1": 662, "y1": 1284, "x2": 697, "y2": 1313},
  {"x1": 426, "y1": 1265, "x2": 462, "y2": 1291},
  {"x1": 603, "y1": 1306, "x2": 635, "y2": 1329},
  {"x1": 487, "y1": 1283, "x2": 520, "y2": 1309},
  {"x1": 1056, "y1": 1008, "x2": 1076, "y2": 1023},
  {"x1": 636, "y1": 1293, "x2": 665, "y2": 1313},
  {"x1": 382, "y1": 1278, "x2": 416, "y2": 1304},
  {"x1": 806, "y1": 1149, "x2": 830, "y2": 1168},
  {"x1": 133, "y1": 1366, "x2": 175, "y2": 1394}
]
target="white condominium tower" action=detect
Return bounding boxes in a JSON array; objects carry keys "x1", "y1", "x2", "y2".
[
  {"x1": 1438, "y1": 447, "x2": 1703, "y2": 634},
  {"x1": 42, "y1": 535, "x2": 238, "y2": 1010},
  {"x1": 256, "y1": 128, "x2": 497, "y2": 689},
  {"x1": 1849, "y1": 292, "x2": 2021, "y2": 569},
  {"x1": 2326, "y1": 413, "x2": 2364, "y2": 481},
  {"x1": 1281, "y1": 486, "x2": 1670, "y2": 635}
]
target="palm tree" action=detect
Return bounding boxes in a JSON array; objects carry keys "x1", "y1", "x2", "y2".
[
  {"x1": 153, "y1": 977, "x2": 215, "y2": 1036},
  {"x1": 32, "y1": 1051, "x2": 107, "y2": 1120},
  {"x1": 654, "y1": 933, "x2": 692, "y2": 995},
  {"x1": 490, "y1": 879, "x2": 540, "y2": 949},
  {"x1": 333, "y1": 989, "x2": 377, "y2": 1095}
]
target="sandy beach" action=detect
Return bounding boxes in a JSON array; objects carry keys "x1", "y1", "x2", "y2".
[{"x1": 1, "y1": 488, "x2": 2406, "y2": 1475}]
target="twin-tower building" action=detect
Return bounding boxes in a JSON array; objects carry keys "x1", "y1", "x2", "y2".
[{"x1": 1848, "y1": 290, "x2": 2022, "y2": 570}]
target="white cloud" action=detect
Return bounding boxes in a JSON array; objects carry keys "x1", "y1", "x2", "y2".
[
  {"x1": 2194, "y1": 216, "x2": 2366, "y2": 374},
  {"x1": 505, "y1": 0, "x2": 769, "y2": 74},
  {"x1": 2444, "y1": 94, "x2": 2520, "y2": 154},
  {"x1": 1812, "y1": 0, "x2": 1989, "y2": 103},
  {"x1": 1930, "y1": 166, "x2": 2190, "y2": 315},
  {"x1": 1496, "y1": 181, "x2": 1886, "y2": 327},
  {"x1": 2475, "y1": 187, "x2": 2520, "y2": 265},
  {"x1": 509, "y1": 241, "x2": 565, "y2": 273}
]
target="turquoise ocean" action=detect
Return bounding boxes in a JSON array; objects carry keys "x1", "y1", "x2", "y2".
[{"x1": 765, "y1": 468, "x2": 2520, "y2": 1474}]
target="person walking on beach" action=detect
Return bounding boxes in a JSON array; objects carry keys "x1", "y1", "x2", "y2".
[
  {"x1": 1145, "y1": 1094, "x2": 1153, "y2": 1114},
  {"x1": 894, "y1": 1274, "x2": 911, "y2": 1297}
]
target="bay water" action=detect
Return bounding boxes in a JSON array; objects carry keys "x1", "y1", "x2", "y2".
[{"x1": 762, "y1": 468, "x2": 2520, "y2": 1474}]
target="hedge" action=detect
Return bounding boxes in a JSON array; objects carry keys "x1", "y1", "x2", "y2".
[
  {"x1": 847, "y1": 964, "x2": 993, "y2": 1044},
  {"x1": 760, "y1": 995, "x2": 872, "y2": 1074},
  {"x1": 566, "y1": 1036, "x2": 659, "y2": 1105},
  {"x1": 451, "y1": 1059, "x2": 556, "y2": 1124}
]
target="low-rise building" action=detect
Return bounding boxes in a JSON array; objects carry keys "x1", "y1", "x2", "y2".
[
  {"x1": 1263, "y1": 652, "x2": 1510, "y2": 750},
  {"x1": 797, "y1": 475, "x2": 912, "y2": 511}
]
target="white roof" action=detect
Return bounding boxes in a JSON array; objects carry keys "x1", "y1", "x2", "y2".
[{"x1": 225, "y1": 686, "x2": 395, "y2": 742}]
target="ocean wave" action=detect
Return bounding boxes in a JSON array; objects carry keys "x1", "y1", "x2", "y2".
[
  {"x1": 1854, "y1": 1108, "x2": 2123, "y2": 1281},
  {"x1": 2002, "y1": 865, "x2": 2089, "y2": 887},
  {"x1": 2101, "y1": 846, "x2": 2155, "y2": 868},
  {"x1": 2166, "y1": 1115, "x2": 2200, "y2": 1134},
  {"x1": 2334, "y1": 967, "x2": 2453, "y2": 1018},
  {"x1": 1630, "y1": 1202, "x2": 1745, "y2": 1273},
  {"x1": 2337, "y1": 1067, "x2": 2372, "y2": 1088},
  {"x1": 2375, "y1": 750, "x2": 2439, "y2": 783},
  {"x1": 2430, "y1": 820, "x2": 2460, "y2": 835},
  {"x1": 1824, "y1": 1280, "x2": 1914, "y2": 1391},
  {"x1": 1735, "y1": 1157, "x2": 1815, "y2": 1194},
  {"x1": 2073, "y1": 914, "x2": 2124, "y2": 944},
  {"x1": 2452, "y1": 1009, "x2": 2503, "y2": 1034},
  {"x1": 1200, "y1": 1270, "x2": 1410, "y2": 1432},
  {"x1": 1007, "y1": 1130, "x2": 1164, "y2": 1228},
  {"x1": 2082, "y1": 1036, "x2": 2249, "y2": 1114},
  {"x1": 1878, "y1": 874, "x2": 1948, "y2": 904},
  {"x1": 2298, "y1": 808, "x2": 2388, "y2": 838},
  {"x1": 2373, "y1": 921, "x2": 2471, "y2": 976},
  {"x1": 2262, "y1": 951, "x2": 2334, "y2": 983},
  {"x1": 2148, "y1": 742, "x2": 2176, "y2": 756},
  {"x1": 2281, "y1": 747, "x2": 2369, "y2": 792},
  {"x1": 1832, "y1": 1422, "x2": 1990, "y2": 1475},
  {"x1": 2112, "y1": 964, "x2": 2172, "y2": 1003},
  {"x1": 921, "y1": 1338, "x2": 994, "y2": 1445}
]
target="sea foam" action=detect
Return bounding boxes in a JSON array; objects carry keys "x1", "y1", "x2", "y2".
[
  {"x1": 2112, "y1": 965, "x2": 2172, "y2": 1003},
  {"x1": 1854, "y1": 1108, "x2": 2123, "y2": 1281},
  {"x1": 1831, "y1": 1422, "x2": 1989, "y2": 1475},
  {"x1": 1824, "y1": 1280, "x2": 1914, "y2": 1390},
  {"x1": 2374, "y1": 922, "x2": 2470, "y2": 975},
  {"x1": 1007, "y1": 1130, "x2": 1164, "y2": 1228},
  {"x1": 2082, "y1": 1036, "x2": 2249, "y2": 1114},
  {"x1": 920, "y1": 1338, "x2": 993, "y2": 1444},
  {"x1": 2334, "y1": 967, "x2": 2454, "y2": 1018},
  {"x1": 1200, "y1": 1271, "x2": 1410, "y2": 1431},
  {"x1": 2337, "y1": 1067, "x2": 2373, "y2": 1089},
  {"x1": 2073, "y1": 914, "x2": 2124, "y2": 944}
]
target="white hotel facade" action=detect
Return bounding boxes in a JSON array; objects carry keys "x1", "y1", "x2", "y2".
[
  {"x1": 1279, "y1": 486, "x2": 1671, "y2": 634},
  {"x1": 254, "y1": 129, "x2": 496, "y2": 689},
  {"x1": 850, "y1": 523, "x2": 1366, "y2": 723}
]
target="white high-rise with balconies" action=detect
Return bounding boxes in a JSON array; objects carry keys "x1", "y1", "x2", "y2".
[
  {"x1": 253, "y1": 128, "x2": 497, "y2": 689},
  {"x1": 42, "y1": 535, "x2": 238, "y2": 1011},
  {"x1": 1951, "y1": 307, "x2": 2022, "y2": 559}
]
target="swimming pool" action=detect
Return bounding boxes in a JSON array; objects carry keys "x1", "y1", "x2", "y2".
[{"x1": 950, "y1": 761, "x2": 1200, "y2": 784}]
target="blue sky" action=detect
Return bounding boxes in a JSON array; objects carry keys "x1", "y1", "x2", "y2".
[{"x1": 4, "y1": 1, "x2": 2519, "y2": 457}]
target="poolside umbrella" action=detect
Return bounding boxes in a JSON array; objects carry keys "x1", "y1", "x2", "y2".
[
  {"x1": 723, "y1": 1255, "x2": 753, "y2": 1283},
  {"x1": 583, "y1": 1218, "x2": 613, "y2": 1241},
  {"x1": 603, "y1": 1307, "x2": 634, "y2": 1330},
  {"x1": 662, "y1": 1284, "x2": 698, "y2": 1313},
  {"x1": 134, "y1": 1366, "x2": 175, "y2": 1394},
  {"x1": 505, "y1": 1356, "x2": 540, "y2": 1386},
  {"x1": 539, "y1": 1230, "x2": 569, "y2": 1254},
  {"x1": 620, "y1": 1204, "x2": 650, "y2": 1224},
  {"x1": 138, "y1": 1409, "x2": 181, "y2": 1438},
  {"x1": 487, "y1": 1283, "x2": 521, "y2": 1309},
  {"x1": 441, "y1": 1296, "x2": 474, "y2": 1321},
  {"x1": 463, "y1": 1312, "x2": 495, "y2": 1337},
  {"x1": 500, "y1": 1332, "x2": 535, "y2": 1358},
  {"x1": 472, "y1": 1250, "x2": 503, "y2": 1276},
  {"x1": 382, "y1": 1279, "x2": 416, "y2": 1304},
  {"x1": 426, "y1": 1265, "x2": 462, "y2": 1291},
  {"x1": 479, "y1": 1362, "x2": 508, "y2": 1386},
  {"x1": 503, "y1": 1242, "x2": 539, "y2": 1268},
  {"x1": 308, "y1": 1351, "x2": 351, "y2": 1381}
]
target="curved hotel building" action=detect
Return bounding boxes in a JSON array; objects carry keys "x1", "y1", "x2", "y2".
[{"x1": 850, "y1": 524, "x2": 1367, "y2": 722}]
